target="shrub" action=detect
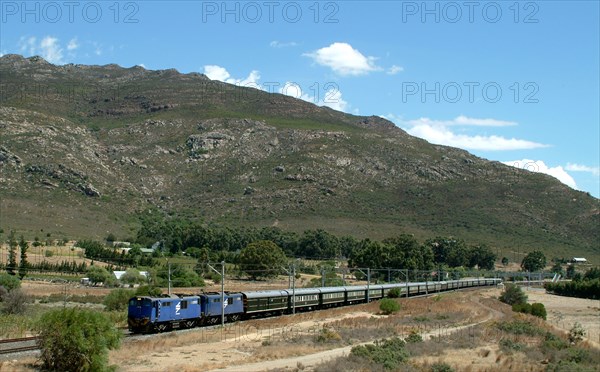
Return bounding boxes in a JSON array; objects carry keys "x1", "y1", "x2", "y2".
[
  {"x1": 351, "y1": 337, "x2": 408, "y2": 370},
  {"x1": 568, "y1": 323, "x2": 586, "y2": 344},
  {"x1": 531, "y1": 303, "x2": 547, "y2": 320},
  {"x1": 431, "y1": 362, "x2": 456, "y2": 372},
  {"x1": 499, "y1": 284, "x2": 528, "y2": 306},
  {"x1": 405, "y1": 330, "x2": 423, "y2": 343},
  {"x1": 512, "y1": 303, "x2": 532, "y2": 314},
  {"x1": 543, "y1": 332, "x2": 569, "y2": 350},
  {"x1": 1, "y1": 288, "x2": 30, "y2": 314},
  {"x1": 37, "y1": 308, "x2": 121, "y2": 372},
  {"x1": 45, "y1": 250, "x2": 54, "y2": 257},
  {"x1": 315, "y1": 327, "x2": 342, "y2": 343},
  {"x1": 0, "y1": 286, "x2": 7, "y2": 301},
  {"x1": 0, "y1": 273, "x2": 20, "y2": 291},
  {"x1": 103, "y1": 288, "x2": 133, "y2": 311},
  {"x1": 496, "y1": 320, "x2": 544, "y2": 336},
  {"x1": 134, "y1": 285, "x2": 163, "y2": 297},
  {"x1": 379, "y1": 298, "x2": 400, "y2": 315},
  {"x1": 387, "y1": 287, "x2": 401, "y2": 298},
  {"x1": 500, "y1": 338, "x2": 525, "y2": 352}
]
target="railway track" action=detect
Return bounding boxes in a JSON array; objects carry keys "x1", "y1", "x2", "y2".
[{"x1": 0, "y1": 336, "x2": 40, "y2": 356}]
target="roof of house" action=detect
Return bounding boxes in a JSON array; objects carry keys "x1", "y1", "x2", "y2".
[{"x1": 113, "y1": 271, "x2": 149, "y2": 280}]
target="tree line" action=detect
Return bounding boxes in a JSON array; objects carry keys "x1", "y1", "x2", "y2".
[
  {"x1": 544, "y1": 267, "x2": 600, "y2": 300},
  {"x1": 134, "y1": 212, "x2": 497, "y2": 267}
]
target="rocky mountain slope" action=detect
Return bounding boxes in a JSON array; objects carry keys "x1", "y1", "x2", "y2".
[{"x1": 0, "y1": 54, "x2": 598, "y2": 260}]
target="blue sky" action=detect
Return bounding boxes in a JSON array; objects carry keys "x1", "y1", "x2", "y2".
[{"x1": 1, "y1": 1, "x2": 599, "y2": 197}]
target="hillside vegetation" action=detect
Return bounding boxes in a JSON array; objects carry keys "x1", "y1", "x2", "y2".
[{"x1": 0, "y1": 54, "x2": 598, "y2": 261}]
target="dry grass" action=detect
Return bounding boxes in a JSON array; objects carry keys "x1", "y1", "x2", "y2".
[{"x1": 109, "y1": 290, "x2": 497, "y2": 371}]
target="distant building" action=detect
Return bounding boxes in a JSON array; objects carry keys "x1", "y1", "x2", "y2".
[
  {"x1": 572, "y1": 257, "x2": 587, "y2": 264},
  {"x1": 112, "y1": 271, "x2": 150, "y2": 280},
  {"x1": 112, "y1": 241, "x2": 131, "y2": 248}
]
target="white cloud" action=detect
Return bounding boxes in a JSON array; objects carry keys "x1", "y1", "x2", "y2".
[
  {"x1": 503, "y1": 159, "x2": 578, "y2": 189},
  {"x1": 39, "y1": 36, "x2": 64, "y2": 64},
  {"x1": 394, "y1": 115, "x2": 547, "y2": 151},
  {"x1": 387, "y1": 65, "x2": 404, "y2": 75},
  {"x1": 18, "y1": 35, "x2": 66, "y2": 64},
  {"x1": 304, "y1": 42, "x2": 381, "y2": 76},
  {"x1": 270, "y1": 40, "x2": 298, "y2": 48},
  {"x1": 67, "y1": 38, "x2": 79, "y2": 51},
  {"x1": 203, "y1": 65, "x2": 353, "y2": 113},
  {"x1": 278, "y1": 82, "x2": 351, "y2": 113},
  {"x1": 405, "y1": 115, "x2": 517, "y2": 127},
  {"x1": 138, "y1": 63, "x2": 146, "y2": 68},
  {"x1": 204, "y1": 65, "x2": 231, "y2": 81},
  {"x1": 18, "y1": 36, "x2": 37, "y2": 55},
  {"x1": 406, "y1": 124, "x2": 547, "y2": 151},
  {"x1": 565, "y1": 163, "x2": 600, "y2": 176},
  {"x1": 203, "y1": 65, "x2": 261, "y2": 89}
]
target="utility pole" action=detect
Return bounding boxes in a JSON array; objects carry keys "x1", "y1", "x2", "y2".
[
  {"x1": 282, "y1": 262, "x2": 297, "y2": 315},
  {"x1": 321, "y1": 267, "x2": 325, "y2": 288},
  {"x1": 221, "y1": 261, "x2": 225, "y2": 326},
  {"x1": 167, "y1": 261, "x2": 172, "y2": 296},
  {"x1": 292, "y1": 263, "x2": 296, "y2": 315},
  {"x1": 405, "y1": 269, "x2": 409, "y2": 298},
  {"x1": 367, "y1": 268, "x2": 371, "y2": 302}
]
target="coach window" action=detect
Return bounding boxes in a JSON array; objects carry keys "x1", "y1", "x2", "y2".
[
  {"x1": 181, "y1": 301, "x2": 188, "y2": 309},
  {"x1": 163, "y1": 302, "x2": 171, "y2": 307}
]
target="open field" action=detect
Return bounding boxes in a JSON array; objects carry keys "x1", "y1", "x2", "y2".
[{"x1": 0, "y1": 242, "x2": 110, "y2": 270}]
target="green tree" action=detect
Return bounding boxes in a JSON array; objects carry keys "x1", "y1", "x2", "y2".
[
  {"x1": 120, "y1": 268, "x2": 146, "y2": 285},
  {"x1": 348, "y1": 239, "x2": 390, "y2": 270},
  {"x1": 583, "y1": 267, "x2": 600, "y2": 280},
  {"x1": 551, "y1": 262, "x2": 564, "y2": 276},
  {"x1": 385, "y1": 235, "x2": 434, "y2": 271},
  {"x1": 499, "y1": 283, "x2": 528, "y2": 306},
  {"x1": 158, "y1": 263, "x2": 205, "y2": 287},
  {"x1": 134, "y1": 285, "x2": 163, "y2": 297},
  {"x1": 6, "y1": 230, "x2": 17, "y2": 275},
  {"x1": 0, "y1": 273, "x2": 21, "y2": 291},
  {"x1": 521, "y1": 250, "x2": 546, "y2": 272},
  {"x1": 468, "y1": 244, "x2": 497, "y2": 270},
  {"x1": 566, "y1": 264, "x2": 576, "y2": 279},
  {"x1": 299, "y1": 229, "x2": 340, "y2": 259},
  {"x1": 87, "y1": 266, "x2": 110, "y2": 286},
  {"x1": 239, "y1": 240, "x2": 287, "y2": 279},
  {"x1": 425, "y1": 237, "x2": 468, "y2": 267},
  {"x1": 18, "y1": 235, "x2": 29, "y2": 279},
  {"x1": 103, "y1": 288, "x2": 133, "y2": 311},
  {"x1": 37, "y1": 308, "x2": 121, "y2": 371},
  {"x1": 501, "y1": 257, "x2": 509, "y2": 266},
  {"x1": 194, "y1": 246, "x2": 212, "y2": 275}
]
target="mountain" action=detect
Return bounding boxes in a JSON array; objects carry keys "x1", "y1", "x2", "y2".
[{"x1": 0, "y1": 54, "x2": 598, "y2": 261}]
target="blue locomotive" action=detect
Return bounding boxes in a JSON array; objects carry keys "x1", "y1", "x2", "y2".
[
  {"x1": 128, "y1": 292, "x2": 244, "y2": 333},
  {"x1": 128, "y1": 278, "x2": 501, "y2": 333}
]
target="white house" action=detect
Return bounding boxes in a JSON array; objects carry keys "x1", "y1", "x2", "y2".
[{"x1": 112, "y1": 271, "x2": 149, "y2": 281}]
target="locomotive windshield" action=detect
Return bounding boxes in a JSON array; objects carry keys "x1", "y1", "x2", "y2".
[{"x1": 129, "y1": 298, "x2": 153, "y2": 307}]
